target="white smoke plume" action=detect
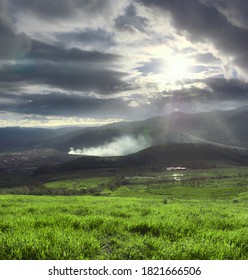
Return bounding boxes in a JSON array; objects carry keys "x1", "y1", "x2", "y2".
[{"x1": 68, "y1": 135, "x2": 152, "y2": 156}]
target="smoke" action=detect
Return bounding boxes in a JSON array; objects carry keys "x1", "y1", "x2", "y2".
[{"x1": 68, "y1": 135, "x2": 152, "y2": 156}]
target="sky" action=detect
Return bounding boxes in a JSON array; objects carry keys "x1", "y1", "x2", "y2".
[{"x1": 1, "y1": 0, "x2": 248, "y2": 127}]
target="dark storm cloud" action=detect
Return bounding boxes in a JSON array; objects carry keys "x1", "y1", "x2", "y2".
[
  {"x1": 139, "y1": 0, "x2": 248, "y2": 73},
  {"x1": 115, "y1": 3, "x2": 149, "y2": 33},
  {"x1": 27, "y1": 40, "x2": 119, "y2": 62},
  {"x1": 204, "y1": 0, "x2": 248, "y2": 30},
  {"x1": 11, "y1": 0, "x2": 116, "y2": 20},
  {"x1": 0, "y1": 60, "x2": 128, "y2": 93},
  {"x1": 0, "y1": 0, "x2": 131, "y2": 99},
  {"x1": 204, "y1": 78, "x2": 248, "y2": 100},
  {"x1": 0, "y1": 0, "x2": 31, "y2": 59},
  {"x1": 0, "y1": 39, "x2": 129, "y2": 93},
  {"x1": 0, "y1": 91, "x2": 154, "y2": 120},
  {"x1": 163, "y1": 78, "x2": 248, "y2": 102},
  {"x1": 1, "y1": 78, "x2": 247, "y2": 121},
  {"x1": 0, "y1": 92, "x2": 130, "y2": 117},
  {"x1": 57, "y1": 28, "x2": 116, "y2": 49}
]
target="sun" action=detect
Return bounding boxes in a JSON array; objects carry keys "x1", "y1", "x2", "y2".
[
  {"x1": 163, "y1": 55, "x2": 192, "y2": 82},
  {"x1": 150, "y1": 53, "x2": 193, "y2": 90}
]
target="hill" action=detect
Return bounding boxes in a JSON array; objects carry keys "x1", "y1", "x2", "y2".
[{"x1": 33, "y1": 143, "x2": 248, "y2": 176}]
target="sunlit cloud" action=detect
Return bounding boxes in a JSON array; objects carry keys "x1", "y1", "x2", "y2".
[{"x1": 0, "y1": 111, "x2": 122, "y2": 128}]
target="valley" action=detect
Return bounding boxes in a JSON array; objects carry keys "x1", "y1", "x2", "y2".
[{"x1": 0, "y1": 108, "x2": 248, "y2": 260}]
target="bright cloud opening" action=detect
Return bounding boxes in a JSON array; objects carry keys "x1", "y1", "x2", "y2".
[
  {"x1": 165, "y1": 56, "x2": 191, "y2": 80},
  {"x1": 161, "y1": 55, "x2": 193, "y2": 83}
]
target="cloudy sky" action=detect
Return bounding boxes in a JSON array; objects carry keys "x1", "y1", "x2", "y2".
[{"x1": 1, "y1": 0, "x2": 248, "y2": 127}]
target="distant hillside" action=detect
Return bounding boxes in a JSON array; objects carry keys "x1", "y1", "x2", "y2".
[
  {"x1": 0, "y1": 126, "x2": 81, "y2": 152},
  {"x1": 33, "y1": 143, "x2": 248, "y2": 175},
  {"x1": 41, "y1": 106, "x2": 248, "y2": 152},
  {"x1": 1, "y1": 106, "x2": 248, "y2": 153}
]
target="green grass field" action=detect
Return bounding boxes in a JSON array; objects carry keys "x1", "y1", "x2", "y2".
[{"x1": 0, "y1": 167, "x2": 248, "y2": 260}]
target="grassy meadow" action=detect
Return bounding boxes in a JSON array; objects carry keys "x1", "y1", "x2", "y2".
[{"x1": 0, "y1": 167, "x2": 248, "y2": 260}]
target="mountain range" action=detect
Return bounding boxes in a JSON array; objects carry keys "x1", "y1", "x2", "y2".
[{"x1": 1, "y1": 106, "x2": 248, "y2": 153}]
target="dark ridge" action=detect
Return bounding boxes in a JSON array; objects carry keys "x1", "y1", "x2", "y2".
[{"x1": 33, "y1": 143, "x2": 248, "y2": 176}]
